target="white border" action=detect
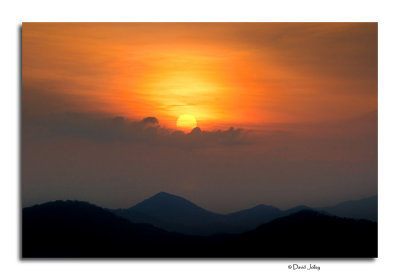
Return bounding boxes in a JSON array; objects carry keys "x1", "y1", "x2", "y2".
[{"x1": 1, "y1": 0, "x2": 400, "y2": 279}]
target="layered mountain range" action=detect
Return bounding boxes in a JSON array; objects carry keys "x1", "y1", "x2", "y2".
[
  {"x1": 111, "y1": 192, "x2": 377, "y2": 235},
  {"x1": 22, "y1": 192, "x2": 377, "y2": 258}
]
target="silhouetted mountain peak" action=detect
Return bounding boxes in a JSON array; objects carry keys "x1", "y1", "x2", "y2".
[
  {"x1": 133, "y1": 192, "x2": 201, "y2": 210},
  {"x1": 152, "y1": 191, "x2": 185, "y2": 200},
  {"x1": 129, "y1": 192, "x2": 219, "y2": 221}
]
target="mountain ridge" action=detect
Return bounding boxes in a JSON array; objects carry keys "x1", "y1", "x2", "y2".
[
  {"x1": 110, "y1": 191, "x2": 377, "y2": 235},
  {"x1": 22, "y1": 200, "x2": 377, "y2": 258}
]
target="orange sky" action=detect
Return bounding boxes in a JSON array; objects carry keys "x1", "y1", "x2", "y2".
[{"x1": 22, "y1": 23, "x2": 377, "y2": 131}]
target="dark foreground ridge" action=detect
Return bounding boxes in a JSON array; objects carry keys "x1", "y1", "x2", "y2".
[{"x1": 22, "y1": 200, "x2": 377, "y2": 258}]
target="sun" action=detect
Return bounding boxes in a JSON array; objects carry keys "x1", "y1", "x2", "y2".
[{"x1": 176, "y1": 114, "x2": 197, "y2": 132}]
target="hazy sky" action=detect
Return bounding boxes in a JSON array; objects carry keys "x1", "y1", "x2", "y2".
[{"x1": 22, "y1": 23, "x2": 377, "y2": 213}]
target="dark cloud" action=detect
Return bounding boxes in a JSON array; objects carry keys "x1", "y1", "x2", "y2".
[
  {"x1": 24, "y1": 113, "x2": 249, "y2": 148},
  {"x1": 140, "y1": 116, "x2": 159, "y2": 126}
]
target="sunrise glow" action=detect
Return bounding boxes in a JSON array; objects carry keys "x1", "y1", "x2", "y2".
[
  {"x1": 176, "y1": 114, "x2": 197, "y2": 131},
  {"x1": 22, "y1": 23, "x2": 377, "y2": 131}
]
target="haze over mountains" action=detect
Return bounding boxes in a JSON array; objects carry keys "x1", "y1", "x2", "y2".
[
  {"x1": 111, "y1": 192, "x2": 377, "y2": 235},
  {"x1": 317, "y1": 195, "x2": 377, "y2": 221}
]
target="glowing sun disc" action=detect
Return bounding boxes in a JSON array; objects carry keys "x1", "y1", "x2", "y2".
[{"x1": 176, "y1": 114, "x2": 197, "y2": 131}]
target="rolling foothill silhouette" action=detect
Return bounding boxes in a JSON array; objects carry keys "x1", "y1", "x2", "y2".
[{"x1": 22, "y1": 193, "x2": 377, "y2": 258}]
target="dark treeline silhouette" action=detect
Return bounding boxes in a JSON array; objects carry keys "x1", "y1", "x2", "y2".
[{"x1": 22, "y1": 200, "x2": 377, "y2": 258}]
